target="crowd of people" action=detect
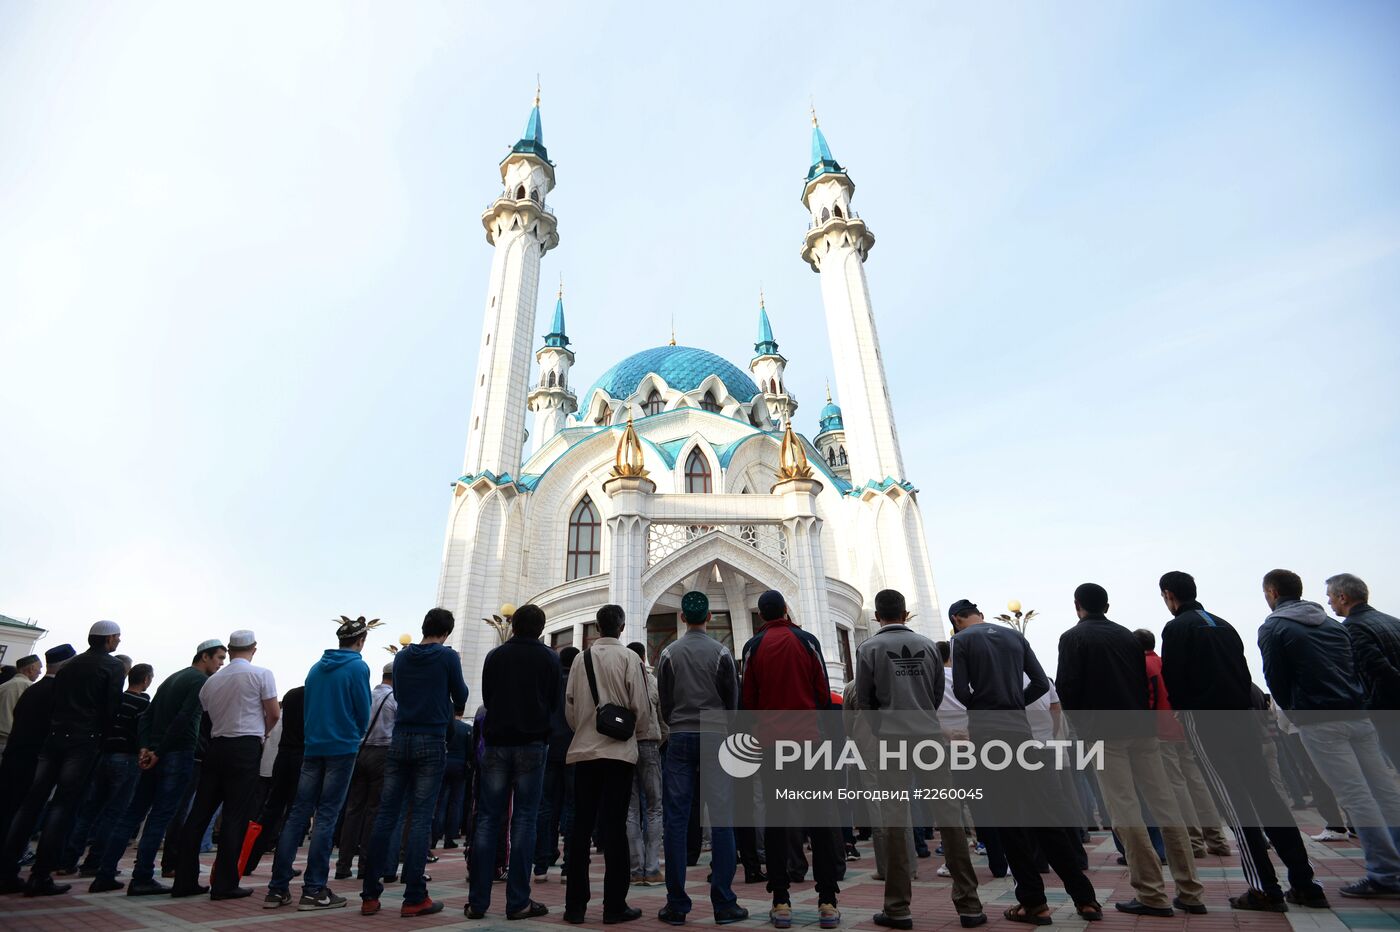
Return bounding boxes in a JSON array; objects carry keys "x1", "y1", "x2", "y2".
[{"x1": 0, "y1": 568, "x2": 1398, "y2": 928}]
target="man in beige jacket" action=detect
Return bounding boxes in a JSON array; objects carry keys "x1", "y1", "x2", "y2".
[{"x1": 563, "y1": 605, "x2": 652, "y2": 925}]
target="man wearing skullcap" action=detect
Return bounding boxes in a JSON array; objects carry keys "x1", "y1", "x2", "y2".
[
  {"x1": 0, "y1": 654, "x2": 42, "y2": 754},
  {"x1": 263, "y1": 616, "x2": 373, "y2": 910},
  {"x1": 0, "y1": 623, "x2": 125, "y2": 895},
  {"x1": 89, "y1": 639, "x2": 227, "y2": 894},
  {"x1": 0, "y1": 644, "x2": 77, "y2": 883},
  {"x1": 172, "y1": 629, "x2": 278, "y2": 900},
  {"x1": 655, "y1": 590, "x2": 746, "y2": 925}
]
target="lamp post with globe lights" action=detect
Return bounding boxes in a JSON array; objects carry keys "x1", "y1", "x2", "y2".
[
  {"x1": 484, "y1": 603, "x2": 517, "y2": 644},
  {"x1": 995, "y1": 599, "x2": 1037, "y2": 635}
]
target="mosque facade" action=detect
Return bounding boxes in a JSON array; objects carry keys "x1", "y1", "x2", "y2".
[{"x1": 436, "y1": 95, "x2": 941, "y2": 698}]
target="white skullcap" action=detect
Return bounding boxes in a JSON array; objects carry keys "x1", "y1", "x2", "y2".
[
  {"x1": 89, "y1": 620, "x2": 121, "y2": 637},
  {"x1": 228, "y1": 629, "x2": 257, "y2": 649}
]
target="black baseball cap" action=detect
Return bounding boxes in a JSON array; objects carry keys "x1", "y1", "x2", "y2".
[{"x1": 947, "y1": 599, "x2": 979, "y2": 622}]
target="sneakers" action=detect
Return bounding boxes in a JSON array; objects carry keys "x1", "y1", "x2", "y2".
[
  {"x1": 770, "y1": 904, "x2": 792, "y2": 929},
  {"x1": 1341, "y1": 878, "x2": 1400, "y2": 899},
  {"x1": 819, "y1": 903, "x2": 841, "y2": 929},
  {"x1": 631, "y1": 871, "x2": 645, "y2": 885},
  {"x1": 937, "y1": 863, "x2": 951, "y2": 877},
  {"x1": 845, "y1": 844, "x2": 860, "y2": 861},
  {"x1": 873, "y1": 913, "x2": 913, "y2": 929},
  {"x1": 263, "y1": 890, "x2": 292, "y2": 908},
  {"x1": 1312, "y1": 829, "x2": 1348, "y2": 842},
  {"x1": 715, "y1": 906, "x2": 749, "y2": 925},
  {"x1": 643, "y1": 871, "x2": 664, "y2": 885},
  {"x1": 401, "y1": 897, "x2": 446, "y2": 917},
  {"x1": 297, "y1": 887, "x2": 347, "y2": 910}
]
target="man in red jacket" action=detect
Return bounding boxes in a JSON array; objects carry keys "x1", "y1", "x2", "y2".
[
  {"x1": 739, "y1": 591, "x2": 840, "y2": 931},
  {"x1": 1135, "y1": 629, "x2": 1230, "y2": 858}
]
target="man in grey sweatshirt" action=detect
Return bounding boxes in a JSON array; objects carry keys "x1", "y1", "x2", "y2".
[
  {"x1": 854, "y1": 589, "x2": 985, "y2": 930},
  {"x1": 1259, "y1": 568, "x2": 1400, "y2": 898}
]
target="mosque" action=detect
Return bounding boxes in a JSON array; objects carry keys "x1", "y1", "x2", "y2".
[{"x1": 436, "y1": 92, "x2": 942, "y2": 698}]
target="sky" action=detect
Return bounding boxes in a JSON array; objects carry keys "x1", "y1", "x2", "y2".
[{"x1": 1, "y1": 1, "x2": 1397, "y2": 692}]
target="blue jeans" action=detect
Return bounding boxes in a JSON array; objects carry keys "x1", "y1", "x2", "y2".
[
  {"x1": 360, "y1": 732, "x2": 446, "y2": 906},
  {"x1": 65, "y1": 752, "x2": 140, "y2": 870},
  {"x1": 433, "y1": 763, "x2": 467, "y2": 845},
  {"x1": 271, "y1": 754, "x2": 358, "y2": 895},
  {"x1": 1299, "y1": 719, "x2": 1400, "y2": 886},
  {"x1": 535, "y1": 760, "x2": 572, "y2": 871},
  {"x1": 469, "y1": 742, "x2": 547, "y2": 914},
  {"x1": 98, "y1": 749, "x2": 195, "y2": 883},
  {"x1": 663, "y1": 733, "x2": 738, "y2": 914}
]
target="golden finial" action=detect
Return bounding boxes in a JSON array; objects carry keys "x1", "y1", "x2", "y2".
[
  {"x1": 776, "y1": 417, "x2": 814, "y2": 481},
  {"x1": 825, "y1": 379, "x2": 832, "y2": 404},
  {"x1": 534, "y1": 74, "x2": 541, "y2": 108},
  {"x1": 611, "y1": 413, "x2": 650, "y2": 479},
  {"x1": 810, "y1": 99, "x2": 819, "y2": 128},
  {"x1": 669, "y1": 314, "x2": 677, "y2": 346},
  {"x1": 759, "y1": 284, "x2": 765, "y2": 309},
  {"x1": 558, "y1": 273, "x2": 563, "y2": 300}
]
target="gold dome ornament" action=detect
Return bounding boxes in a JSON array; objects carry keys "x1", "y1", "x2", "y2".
[
  {"x1": 776, "y1": 419, "x2": 814, "y2": 481},
  {"x1": 610, "y1": 413, "x2": 649, "y2": 479}
]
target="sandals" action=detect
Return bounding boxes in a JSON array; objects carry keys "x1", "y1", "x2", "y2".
[
  {"x1": 1003, "y1": 905, "x2": 1053, "y2": 925},
  {"x1": 1078, "y1": 903, "x2": 1104, "y2": 921}
]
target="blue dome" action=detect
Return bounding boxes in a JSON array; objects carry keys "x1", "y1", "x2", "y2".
[
  {"x1": 583, "y1": 345, "x2": 760, "y2": 409},
  {"x1": 818, "y1": 400, "x2": 844, "y2": 433}
]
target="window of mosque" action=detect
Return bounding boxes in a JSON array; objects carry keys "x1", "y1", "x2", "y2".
[
  {"x1": 838, "y1": 446, "x2": 848, "y2": 466},
  {"x1": 839, "y1": 627, "x2": 854, "y2": 683},
  {"x1": 833, "y1": 204, "x2": 843, "y2": 218},
  {"x1": 548, "y1": 371, "x2": 556, "y2": 387},
  {"x1": 515, "y1": 184, "x2": 526, "y2": 199},
  {"x1": 700, "y1": 392, "x2": 720, "y2": 413},
  {"x1": 821, "y1": 207, "x2": 830, "y2": 222},
  {"x1": 707, "y1": 611, "x2": 734, "y2": 655},
  {"x1": 582, "y1": 622, "x2": 600, "y2": 649},
  {"x1": 550, "y1": 629, "x2": 573, "y2": 650},
  {"x1": 566, "y1": 495, "x2": 601, "y2": 580},
  {"x1": 685, "y1": 448, "x2": 712, "y2": 493},
  {"x1": 643, "y1": 389, "x2": 665, "y2": 417}
]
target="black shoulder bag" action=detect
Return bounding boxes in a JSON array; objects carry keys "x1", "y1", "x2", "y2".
[{"x1": 584, "y1": 648, "x2": 636, "y2": 741}]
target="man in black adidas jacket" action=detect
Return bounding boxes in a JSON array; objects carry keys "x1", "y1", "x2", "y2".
[{"x1": 1157, "y1": 571, "x2": 1323, "y2": 913}]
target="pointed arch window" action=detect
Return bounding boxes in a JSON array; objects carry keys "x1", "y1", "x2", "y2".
[
  {"x1": 548, "y1": 371, "x2": 556, "y2": 388},
  {"x1": 700, "y1": 391, "x2": 720, "y2": 413},
  {"x1": 685, "y1": 448, "x2": 712, "y2": 494},
  {"x1": 643, "y1": 389, "x2": 665, "y2": 417},
  {"x1": 566, "y1": 495, "x2": 601, "y2": 580},
  {"x1": 821, "y1": 207, "x2": 830, "y2": 222},
  {"x1": 833, "y1": 204, "x2": 843, "y2": 218},
  {"x1": 515, "y1": 184, "x2": 526, "y2": 199}
]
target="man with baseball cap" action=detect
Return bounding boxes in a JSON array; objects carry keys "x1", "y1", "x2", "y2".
[
  {"x1": 0, "y1": 622, "x2": 125, "y2": 895},
  {"x1": 264, "y1": 617, "x2": 374, "y2": 910},
  {"x1": 655, "y1": 590, "x2": 746, "y2": 925},
  {"x1": 172, "y1": 629, "x2": 278, "y2": 900},
  {"x1": 0, "y1": 654, "x2": 42, "y2": 755},
  {"x1": 0, "y1": 643, "x2": 77, "y2": 889},
  {"x1": 89, "y1": 638, "x2": 227, "y2": 895},
  {"x1": 740, "y1": 590, "x2": 841, "y2": 930}
]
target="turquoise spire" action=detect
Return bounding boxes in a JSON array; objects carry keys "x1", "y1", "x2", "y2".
[
  {"x1": 818, "y1": 381, "x2": 844, "y2": 433},
  {"x1": 806, "y1": 106, "x2": 845, "y2": 183},
  {"x1": 509, "y1": 81, "x2": 549, "y2": 162},
  {"x1": 754, "y1": 289, "x2": 779, "y2": 357},
  {"x1": 543, "y1": 279, "x2": 569, "y2": 349}
]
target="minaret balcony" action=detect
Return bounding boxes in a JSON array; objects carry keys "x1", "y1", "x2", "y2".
[
  {"x1": 800, "y1": 216, "x2": 875, "y2": 270},
  {"x1": 482, "y1": 196, "x2": 560, "y2": 250}
]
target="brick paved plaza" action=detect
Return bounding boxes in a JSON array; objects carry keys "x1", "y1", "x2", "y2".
[{"x1": 5, "y1": 827, "x2": 1393, "y2": 932}]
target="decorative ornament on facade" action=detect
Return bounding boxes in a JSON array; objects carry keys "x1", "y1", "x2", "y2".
[
  {"x1": 610, "y1": 413, "x2": 650, "y2": 479},
  {"x1": 776, "y1": 419, "x2": 814, "y2": 481}
]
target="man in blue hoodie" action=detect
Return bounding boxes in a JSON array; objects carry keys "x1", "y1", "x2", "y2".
[
  {"x1": 263, "y1": 616, "x2": 373, "y2": 911},
  {"x1": 1259, "y1": 569, "x2": 1400, "y2": 899},
  {"x1": 360, "y1": 608, "x2": 469, "y2": 919}
]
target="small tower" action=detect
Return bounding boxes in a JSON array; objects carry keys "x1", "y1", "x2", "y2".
[
  {"x1": 748, "y1": 289, "x2": 797, "y2": 427},
  {"x1": 528, "y1": 280, "x2": 577, "y2": 449},
  {"x1": 813, "y1": 382, "x2": 850, "y2": 480},
  {"x1": 799, "y1": 109, "x2": 904, "y2": 485},
  {"x1": 461, "y1": 84, "x2": 560, "y2": 479}
]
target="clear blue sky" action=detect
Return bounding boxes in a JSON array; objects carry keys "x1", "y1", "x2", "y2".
[{"x1": 2, "y1": 1, "x2": 1397, "y2": 691}]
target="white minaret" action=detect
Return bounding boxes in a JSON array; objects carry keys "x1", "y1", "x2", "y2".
[
  {"x1": 528, "y1": 280, "x2": 576, "y2": 450},
  {"x1": 461, "y1": 87, "x2": 560, "y2": 480},
  {"x1": 799, "y1": 111, "x2": 904, "y2": 486},
  {"x1": 748, "y1": 289, "x2": 797, "y2": 426}
]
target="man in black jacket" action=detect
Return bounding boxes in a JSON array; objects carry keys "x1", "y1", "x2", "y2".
[
  {"x1": 1157, "y1": 571, "x2": 1323, "y2": 912},
  {"x1": 1327, "y1": 573, "x2": 1400, "y2": 763},
  {"x1": 0, "y1": 622, "x2": 125, "y2": 896},
  {"x1": 1260, "y1": 569, "x2": 1400, "y2": 899},
  {"x1": 1057, "y1": 583, "x2": 1203, "y2": 917},
  {"x1": 465, "y1": 603, "x2": 560, "y2": 921}
]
